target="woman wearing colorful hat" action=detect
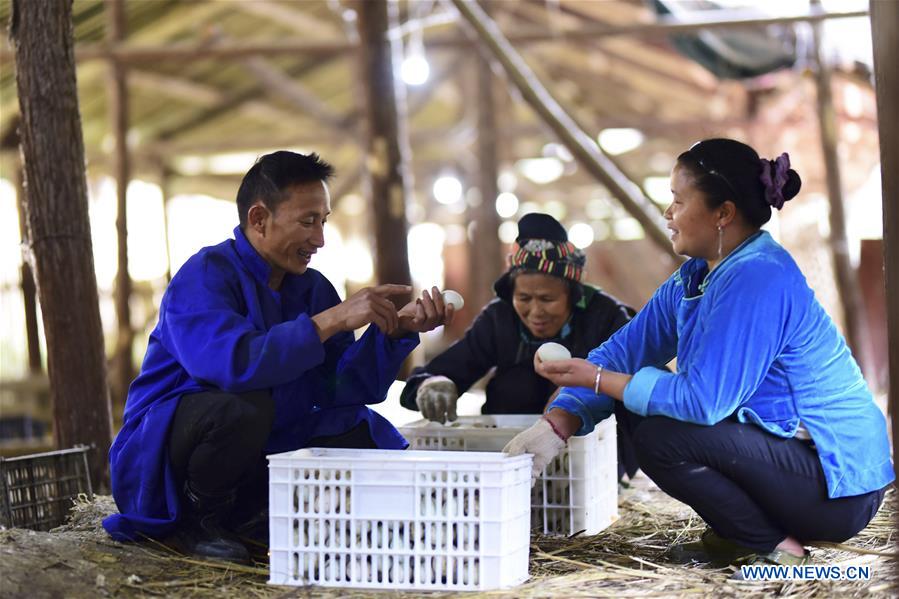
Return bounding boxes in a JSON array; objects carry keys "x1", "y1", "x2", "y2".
[
  {"x1": 400, "y1": 212, "x2": 642, "y2": 479},
  {"x1": 505, "y1": 139, "x2": 893, "y2": 571}
]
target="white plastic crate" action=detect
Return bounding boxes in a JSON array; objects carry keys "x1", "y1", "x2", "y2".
[
  {"x1": 267, "y1": 447, "x2": 532, "y2": 591},
  {"x1": 399, "y1": 415, "x2": 618, "y2": 536}
]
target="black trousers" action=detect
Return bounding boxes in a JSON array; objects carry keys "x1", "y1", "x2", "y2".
[
  {"x1": 167, "y1": 390, "x2": 376, "y2": 521},
  {"x1": 614, "y1": 400, "x2": 642, "y2": 479},
  {"x1": 633, "y1": 416, "x2": 887, "y2": 552}
]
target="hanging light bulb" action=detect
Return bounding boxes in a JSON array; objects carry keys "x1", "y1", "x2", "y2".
[
  {"x1": 433, "y1": 175, "x2": 463, "y2": 205},
  {"x1": 401, "y1": 28, "x2": 430, "y2": 86},
  {"x1": 401, "y1": 54, "x2": 430, "y2": 85}
]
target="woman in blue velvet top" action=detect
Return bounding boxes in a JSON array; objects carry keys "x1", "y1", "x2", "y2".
[{"x1": 504, "y1": 139, "x2": 893, "y2": 570}]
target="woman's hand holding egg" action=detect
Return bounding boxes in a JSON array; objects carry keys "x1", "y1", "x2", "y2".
[{"x1": 534, "y1": 343, "x2": 598, "y2": 389}]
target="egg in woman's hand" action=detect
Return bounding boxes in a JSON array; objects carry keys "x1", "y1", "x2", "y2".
[
  {"x1": 441, "y1": 289, "x2": 464, "y2": 310},
  {"x1": 536, "y1": 342, "x2": 571, "y2": 362}
]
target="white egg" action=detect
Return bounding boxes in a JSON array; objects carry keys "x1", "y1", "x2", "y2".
[
  {"x1": 441, "y1": 289, "x2": 465, "y2": 310},
  {"x1": 536, "y1": 342, "x2": 571, "y2": 362}
]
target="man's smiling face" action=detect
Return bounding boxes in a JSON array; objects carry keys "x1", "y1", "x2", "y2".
[{"x1": 249, "y1": 180, "x2": 331, "y2": 287}]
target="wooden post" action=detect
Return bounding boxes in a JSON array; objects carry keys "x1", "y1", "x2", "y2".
[
  {"x1": 470, "y1": 45, "x2": 503, "y2": 310},
  {"x1": 107, "y1": 0, "x2": 134, "y2": 406},
  {"x1": 14, "y1": 162, "x2": 42, "y2": 374},
  {"x1": 810, "y1": 0, "x2": 868, "y2": 365},
  {"x1": 356, "y1": 0, "x2": 413, "y2": 300},
  {"x1": 869, "y1": 0, "x2": 899, "y2": 489},
  {"x1": 10, "y1": 0, "x2": 113, "y2": 488},
  {"x1": 449, "y1": 0, "x2": 679, "y2": 261},
  {"x1": 2, "y1": 121, "x2": 44, "y2": 375},
  {"x1": 158, "y1": 162, "x2": 173, "y2": 283}
]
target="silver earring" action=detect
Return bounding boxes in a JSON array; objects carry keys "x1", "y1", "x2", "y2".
[{"x1": 717, "y1": 225, "x2": 724, "y2": 260}]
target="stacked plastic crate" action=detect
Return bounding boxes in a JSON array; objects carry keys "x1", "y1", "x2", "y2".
[
  {"x1": 268, "y1": 447, "x2": 532, "y2": 591},
  {"x1": 399, "y1": 415, "x2": 618, "y2": 536}
]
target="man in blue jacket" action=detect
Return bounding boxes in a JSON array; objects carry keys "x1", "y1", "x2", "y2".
[{"x1": 103, "y1": 151, "x2": 452, "y2": 562}]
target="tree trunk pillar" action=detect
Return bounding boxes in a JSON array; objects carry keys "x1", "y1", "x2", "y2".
[
  {"x1": 356, "y1": 0, "x2": 413, "y2": 303},
  {"x1": 10, "y1": 0, "x2": 114, "y2": 488}
]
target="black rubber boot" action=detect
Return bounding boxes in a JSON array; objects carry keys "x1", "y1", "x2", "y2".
[
  {"x1": 178, "y1": 482, "x2": 250, "y2": 563},
  {"x1": 666, "y1": 528, "x2": 756, "y2": 566},
  {"x1": 232, "y1": 508, "x2": 270, "y2": 549}
]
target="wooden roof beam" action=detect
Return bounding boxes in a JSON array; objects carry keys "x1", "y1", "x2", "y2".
[
  {"x1": 480, "y1": 6, "x2": 870, "y2": 44},
  {"x1": 234, "y1": 1, "x2": 343, "y2": 39},
  {"x1": 0, "y1": 7, "x2": 866, "y2": 64},
  {"x1": 149, "y1": 57, "x2": 330, "y2": 142},
  {"x1": 127, "y1": 70, "x2": 300, "y2": 140},
  {"x1": 241, "y1": 57, "x2": 351, "y2": 132},
  {"x1": 514, "y1": 0, "x2": 719, "y2": 94},
  {"x1": 128, "y1": 70, "x2": 226, "y2": 106},
  {"x1": 139, "y1": 54, "x2": 463, "y2": 158},
  {"x1": 448, "y1": 0, "x2": 678, "y2": 259}
]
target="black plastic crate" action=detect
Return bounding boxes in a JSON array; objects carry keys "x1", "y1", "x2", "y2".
[{"x1": 0, "y1": 446, "x2": 93, "y2": 531}]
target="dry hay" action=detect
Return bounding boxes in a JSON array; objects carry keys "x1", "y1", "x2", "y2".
[
  {"x1": 518, "y1": 479, "x2": 897, "y2": 599},
  {"x1": 0, "y1": 475, "x2": 895, "y2": 598}
]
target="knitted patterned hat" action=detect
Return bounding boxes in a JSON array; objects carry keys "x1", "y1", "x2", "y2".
[{"x1": 493, "y1": 213, "x2": 586, "y2": 300}]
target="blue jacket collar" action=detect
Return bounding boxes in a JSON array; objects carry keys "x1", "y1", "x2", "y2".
[
  {"x1": 234, "y1": 226, "x2": 275, "y2": 289},
  {"x1": 676, "y1": 230, "x2": 771, "y2": 295},
  {"x1": 233, "y1": 226, "x2": 317, "y2": 294}
]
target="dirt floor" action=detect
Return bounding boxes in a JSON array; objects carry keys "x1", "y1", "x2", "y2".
[{"x1": 1, "y1": 473, "x2": 895, "y2": 598}]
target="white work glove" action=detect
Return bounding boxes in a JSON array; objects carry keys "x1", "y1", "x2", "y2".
[
  {"x1": 415, "y1": 376, "x2": 459, "y2": 424},
  {"x1": 503, "y1": 418, "x2": 567, "y2": 485}
]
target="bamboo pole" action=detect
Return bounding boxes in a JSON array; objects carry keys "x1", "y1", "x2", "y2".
[
  {"x1": 810, "y1": 0, "x2": 868, "y2": 366},
  {"x1": 0, "y1": 8, "x2": 868, "y2": 64},
  {"x1": 869, "y1": 0, "x2": 899, "y2": 489},
  {"x1": 107, "y1": 0, "x2": 134, "y2": 407},
  {"x1": 356, "y1": 0, "x2": 413, "y2": 299},
  {"x1": 448, "y1": 0, "x2": 678, "y2": 260}
]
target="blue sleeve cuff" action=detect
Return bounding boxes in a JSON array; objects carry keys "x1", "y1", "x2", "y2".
[
  {"x1": 293, "y1": 314, "x2": 328, "y2": 367},
  {"x1": 548, "y1": 393, "x2": 594, "y2": 436},
  {"x1": 375, "y1": 327, "x2": 420, "y2": 355},
  {"x1": 623, "y1": 366, "x2": 666, "y2": 416},
  {"x1": 548, "y1": 386, "x2": 614, "y2": 437}
]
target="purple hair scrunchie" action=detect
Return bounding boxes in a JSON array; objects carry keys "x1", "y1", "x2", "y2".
[{"x1": 759, "y1": 152, "x2": 791, "y2": 210}]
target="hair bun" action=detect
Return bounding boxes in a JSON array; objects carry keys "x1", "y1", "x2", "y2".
[
  {"x1": 782, "y1": 169, "x2": 801, "y2": 203},
  {"x1": 759, "y1": 153, "x2": 799, "y2": 210}
]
